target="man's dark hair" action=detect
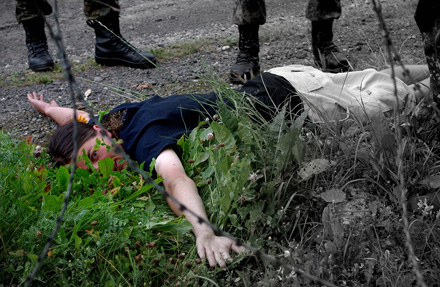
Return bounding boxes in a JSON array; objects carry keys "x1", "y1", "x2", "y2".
[{"x1": 48, "y1": 122, "x2": 97, "y2": 166}]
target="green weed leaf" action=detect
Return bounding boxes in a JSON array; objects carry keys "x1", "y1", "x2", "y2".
[
  {"x1": 217, "y1": 101, "x2": 238, "y2": 131},
  {"x1": 56, "y1": 166, "x2": 70, "y2": 190},
  {"x1": 211, "y1": 121, "x2": 236, "y2": 152},
  {"x1": 98, "y1": 157, "x2": 114, "y2": 178},
  {"x1": 42, "y1": 194, "x2": 62, "y2": 212},
  {"x1": 318, "y1": 189, "x2": 346, "y2": 203},
  {"x1": 75, "y1": 235, "x2": 82, "y2": 250},
  {"x1": 298, "y1": 158, "x2": 336, "y2": 181},
  {"x1": 77, "y1": 197, "x2": 94, "y2": 208}
]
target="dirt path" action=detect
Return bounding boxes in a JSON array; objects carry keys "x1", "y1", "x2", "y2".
[
  {"x1": 0, "y1": 0, "x2": 424, "y2": 143},
  {"x1": 0, "y1": 0, "x2": 302, "y2": 71}
]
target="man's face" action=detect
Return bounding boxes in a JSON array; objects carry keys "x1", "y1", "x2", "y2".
[{"x1": 76, "y1": 126, "x2": 127, "y2": 171}]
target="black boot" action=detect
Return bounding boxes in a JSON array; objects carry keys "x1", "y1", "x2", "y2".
[
  {"x1": 311, "y1": 19, "x2": 349, "y2": 73},
  {"x1": 87, "y1": 12, "x2": 156, "y2": 69},
  {"x1": 230, "y1": 24, "x2": 260, "y2": 83},
  {"x1": 22, "y1": 17, "x2": 54, "y2": 72}
]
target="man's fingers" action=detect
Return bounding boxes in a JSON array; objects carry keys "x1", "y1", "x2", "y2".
[
  {"x1": 214, "y1": 251, "x2": 226, "y2": 268},
  {"x1": 231, "y1": 242, "x2": 246, "y2": 254},
  {"x1": 197, "y1": 245, "x2": 206, "y2": 260},
  {"x1": 206, "y1": 250, "x2": 217, "y2": 268},
  {"x1": 221, "y1": 251, "x2": 232, "y2": 264},
  {"x1": 223, "y1": 253, "x2": 233, "y2": 263},
  {"x1": 27, "y1": 92, "x2": 40, "y2": 101},
  {"x1": 198, "y1": 246, "x2": 216, "y2": 268}
]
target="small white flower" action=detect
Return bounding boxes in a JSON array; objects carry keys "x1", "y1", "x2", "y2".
[
  {"x1": 207, "y1": 133, "x2": 215, "y2": 140},
  {"x1": 248, "y1": 170, "x2": 262, "y2": 182},
  {"x1": 418, "y1": 198, "x2": 434, "y2": 217},
  {"x1": 249, "y1": 172, "x2": 258, "y2": 182}
]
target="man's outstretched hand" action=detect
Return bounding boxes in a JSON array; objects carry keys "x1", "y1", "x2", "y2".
[
  {"x1": 196, "y1": 229, "x2": 245, "y2": 268},
  {"x1": 27, "y1": 92, "x2": 59, "y2": 115}
]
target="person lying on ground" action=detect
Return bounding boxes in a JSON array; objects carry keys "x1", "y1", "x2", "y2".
[{"x1": 27, "y1": 64, "x2": 432, "y2": 268}]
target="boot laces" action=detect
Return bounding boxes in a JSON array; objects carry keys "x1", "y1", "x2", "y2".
[
  {"x1": 115, "y1": 37, "x2": 137, "y2": 54},
  {"x1": 88, "y1": 20, "x2": 137, "y2": 54},
  {"x1": 318, "y1": 42, "x2": 340, "y2": 56},
  {"x1": 28, "y1": 39, "x2": 49, "y2": 56},
  {"x1": 235, "y1": 52, "x2": 257, "y2": 64}
]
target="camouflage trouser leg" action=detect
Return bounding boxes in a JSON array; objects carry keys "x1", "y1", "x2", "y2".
[
  {"x1": 415, "y1": 0, "x2": 440, "y2": 102},
  {"x1": 16, "y1": 0, "x2": 120, "y2": 23},
  {"x1": 233, "y1": 0, "x2": 266, "y2": 25},
  {"x1": 306, "y1": 0, "x2": 341, "y2": 21},
  {"x1": 83, "y1": 0, "x2": 120, "y2": 20},
  {"x1": 15, "y1": 0, "x2": 53, "y2": 23}
]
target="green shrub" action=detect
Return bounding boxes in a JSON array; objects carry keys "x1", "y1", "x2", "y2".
[{"x1": 0, "y1": 132, "x2": 199, "y2": 286}]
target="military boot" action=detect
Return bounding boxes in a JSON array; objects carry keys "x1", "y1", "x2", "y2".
[
  {"x1": 22, "y1": 17, "x2": 54, "y2": 72},
  {"x1": 87, "y1": 12, "x2": 156, "y2": 69},
  {"x1": 311, "y1": 19, "x2": 349, "y2": 73},
  {"x1": 230, "y1": 24, "x2": 260, "y2": 83}
]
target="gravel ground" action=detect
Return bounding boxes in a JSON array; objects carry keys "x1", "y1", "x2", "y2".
[{"x1": 0, "y1": 0, "x2": 424, "y2": 146}]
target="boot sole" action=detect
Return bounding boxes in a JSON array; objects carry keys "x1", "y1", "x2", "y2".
[
  {"x1": 229, "y1": 69, "x2": 260, "y2": 84},
  {"x1": 29, "y1": 62, "x2": 55, "y2": 72},
  {"x1": 229, "y1": 73, "x2": 246, "y2": 84},
  {"x1": 314, "y1": 60, "x2": 350, "y2": 73},
  {"x1": 322, "y1": 67, "x2": 350, "y2": 73},
  {"x1": 95, "y1": 57, "x2": 157, "y2": 69}
]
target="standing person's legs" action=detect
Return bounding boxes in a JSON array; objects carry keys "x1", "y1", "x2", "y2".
[
  {"x1": 15, "y1": 0, "x2": 54, "y2": 71},
  {"x1": 414, "y1": 0, "x2": 440, "y2": 104},
  {"x1": 230, "y1": 0, "x2": 266, "y2": 83},
  {"x1": 15, "y1": 0, "x2": 52, "y2": 23},
  {"x1": 84, "y1": 0, "x2": 157, "y2": 69},
  {"x1": 306, "y1": 0, "x2": 349, "y2": 73}
]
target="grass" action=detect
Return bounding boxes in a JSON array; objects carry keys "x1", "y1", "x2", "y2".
[
  {"x1": 3, "y1": 66, "x2": 440, "y2": 285},
  {"x1": 0, "y1": 36, "x2": 234, "y2": 89},
  {"x1": 0, "y1": 58, "x2": 99, "y2": 87},
  {"x1": 0, "y1": 133, "x2": 204, "y2": 286},
  {"x1": 153, "y1": 37, "x2": 236, "y2": 62}
]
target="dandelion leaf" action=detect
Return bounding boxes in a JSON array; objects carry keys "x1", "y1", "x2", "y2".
[
  {"x1": 77, "y1": 197, "x2": 94, "y2": 208},
  {"x1": 218, "y1": 101, "x2": 238, "y2": 131},
  {"x1": 194, "y1": 151, "x2": 210, "y2": 165},
  {"x1": 211, "y1": 121, "x2": 236, "y2": 152},
  {"x1": 269, "y1": 106, "x2": 287, "y2": 133},
  {"x1": 42, "y1": 194, "x2": 63, "y2": 212},
  {"x1": 298, "y1": 158, "x2": 335, "y2": 181},
  {"x1": 318, "y1": 188, "x2": 346, "y2": 203},
  {"x1": 275, "y1": 126, "x2": 303, "y2": 170},
  {"x1": 56, "y1": 165, "x2": 70, "y2": 190},
  {"x1": 201, "y1": 165, "x2": 214, "y2": 179},
  {"x1": 98, "y1": 157, "x2": 114, "y2": 178},
  {"x1": 420, "y1": 174, "x2": 440, "y2": 188}
]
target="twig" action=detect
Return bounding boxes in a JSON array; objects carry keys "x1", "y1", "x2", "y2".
[
  {"x1": 24, "y1": 1, "x2": 80, "y2": 285},
  {"x1": 371, "y1": 1, "x2": 427, "y2": 286}
]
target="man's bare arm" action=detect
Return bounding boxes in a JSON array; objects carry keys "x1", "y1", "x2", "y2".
[
  {"x1": 155, "y1": 148, "x2": 245, "y2": 268},
  {"x1": 27, "y1": 92, "x2": 91, "y2": 125}
]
